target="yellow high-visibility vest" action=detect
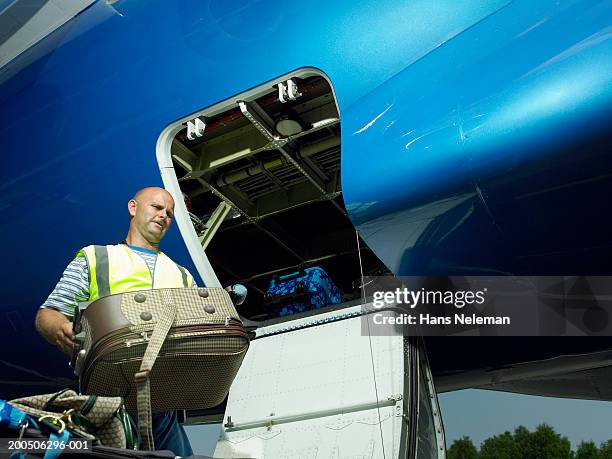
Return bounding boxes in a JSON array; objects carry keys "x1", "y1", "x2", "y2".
[{"x1": 77, "y1": 244, "x2": 193, "y2": 300}]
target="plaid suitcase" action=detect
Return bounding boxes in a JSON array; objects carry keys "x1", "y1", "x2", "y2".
[
  {"x1": 265, "y1": 267, "x2": 344, "y2": 316},
  {"x1": 71, "y1": 287, "x2": 249, "y2": 450}
]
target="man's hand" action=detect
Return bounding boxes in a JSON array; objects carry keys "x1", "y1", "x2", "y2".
[
  {"x1": 35, "y1": 308, "x2": 75, "y2": 355},
  {"x1": 55, "y1": 321, "x2": 76, "y2": 354}
]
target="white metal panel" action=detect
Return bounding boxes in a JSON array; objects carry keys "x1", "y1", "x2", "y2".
[
  {"x1": 0, "y1": 0, "x2": 94, "y2": 69},
  {"x1": 215, "y1": 305, "x2": 407, "y2": 458}
]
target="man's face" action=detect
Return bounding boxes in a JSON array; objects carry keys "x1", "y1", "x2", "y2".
[{"x1": 129, "y1": 189, "x2": 175, "y2": 244}]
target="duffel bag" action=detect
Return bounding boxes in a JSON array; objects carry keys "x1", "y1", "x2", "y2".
[
  {"x1": 0, "y1": 416, "x2": 211, "y2": 458},
  {"x1": 1, "y1": 389, "x2": 137, "y2": 455}
]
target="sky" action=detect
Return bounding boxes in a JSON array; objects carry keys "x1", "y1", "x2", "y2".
[
  {"x1": 438, "y1": 389, "x2": 612, "y2": 450},
  {"x1": 184, "y1": 390, "x2": 612, "y2": 456}
]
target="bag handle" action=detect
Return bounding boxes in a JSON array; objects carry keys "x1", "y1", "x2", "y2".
[
  {"x1": 134, "y1": 290, "x2": 177, "y2": 451},
  {"x1": 272, "y1": 268, "x2": 307, "y2": 283}
]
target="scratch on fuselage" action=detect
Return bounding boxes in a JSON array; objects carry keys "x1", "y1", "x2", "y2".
[{"x1": 353, "y1": 105, "x2": 393, "y2": 134}]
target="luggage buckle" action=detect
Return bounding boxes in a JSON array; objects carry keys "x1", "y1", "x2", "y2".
[
  {"x1": 38, "y1": 414, "x2": 67, "y2": 434},
  {"x1": 134, "y1": 370, "x2": 150, "y2": 384},
  {"x1": 38, "y1": 409, "x2": 78, "y2": 435},
  {"x1": 13, "y1": 419, "x2": 29, "y2": 455},
  {"x1": 60, "y1": 409, "x2": 78, "y2": 431},
  {"x1": 17, "y1": 419, "x2": 28, "y2": 441}
]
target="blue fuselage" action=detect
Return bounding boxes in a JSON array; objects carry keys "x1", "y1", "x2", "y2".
[{"x1": 0, "y1": 0, "x2": 610, "y2": 397}]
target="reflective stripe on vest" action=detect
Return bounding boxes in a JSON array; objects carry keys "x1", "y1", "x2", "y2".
[{"x1": 77, "y1": 244, "x2": 193, "y2": 301}]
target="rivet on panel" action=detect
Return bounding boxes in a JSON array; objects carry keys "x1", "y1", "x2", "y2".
[
  {"x1": 204, "y1": 304, "x2": 215, "y2": 314},
  {"x1": 198, "y1": 289, "x2": 209, "y2": 298}
]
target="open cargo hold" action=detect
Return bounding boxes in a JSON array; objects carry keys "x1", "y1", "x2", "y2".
[{"x1": 170, "y1": 71, "x2": 390, "y2": 320}]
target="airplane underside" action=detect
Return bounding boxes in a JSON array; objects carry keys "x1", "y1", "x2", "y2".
[{"x1": 0, "y1": 0, "x2": 611, "y2": 457}]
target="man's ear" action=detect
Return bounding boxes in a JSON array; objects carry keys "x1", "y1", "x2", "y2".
[{"x1": 128, "y1": 199, "x2": 137, "y2": 218}]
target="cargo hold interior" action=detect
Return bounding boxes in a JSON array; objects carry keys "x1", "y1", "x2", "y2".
[{"x1": 169, "y1": 71, "x2": 391, "y2": 320}]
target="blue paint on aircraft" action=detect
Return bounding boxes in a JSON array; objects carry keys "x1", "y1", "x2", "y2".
[
  {"x1": 0, "y1": 0, "x2": 610, "y2": 399},
  {"x1": 343, "y1": 0, "x2": 612, "y2": 276}
]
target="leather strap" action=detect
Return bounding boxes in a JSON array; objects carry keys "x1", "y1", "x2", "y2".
[{"x1": 134, "y1": 290, "x2": 177, "y2": 450}]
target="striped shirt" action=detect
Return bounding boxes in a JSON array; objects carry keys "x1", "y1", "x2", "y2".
[{"x1": 41, "y1": 245, "x2": 196, "y2": 318}]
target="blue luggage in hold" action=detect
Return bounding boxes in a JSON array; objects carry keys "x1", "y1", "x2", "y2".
[{"x1": 265, "y1": 267, "x2": 344, "y2": 316}]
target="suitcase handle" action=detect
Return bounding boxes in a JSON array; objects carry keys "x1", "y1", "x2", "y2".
[
  {"x1": 272, "y1": 268, "x2": 307, "y2": 283},
  {"x1": 263, "y1": 284, "x2": 309, "y2": 307},
  {"x1": 70, "y1": 302, "x2": 90, "y2": 370}
]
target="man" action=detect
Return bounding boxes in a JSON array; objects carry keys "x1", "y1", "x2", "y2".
[{"x1": 35, "y1": 187, "x2": 195, "y2": 456}]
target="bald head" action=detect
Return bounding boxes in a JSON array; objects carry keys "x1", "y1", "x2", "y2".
[
  {"x1": 132, "y1": 187, "x2": 175, "y2": 206},
  {"x1": 125, "y1": 187, "x2": 175, "y2": 250}
]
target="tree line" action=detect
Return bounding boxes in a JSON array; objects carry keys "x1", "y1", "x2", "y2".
[{"x1": 447, "y1": 424, "x2": 612, "y2": 459}]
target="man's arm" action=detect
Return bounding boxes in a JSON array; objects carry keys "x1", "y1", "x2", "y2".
[
  {"x1": 36, "y1": 255, "x2": 90, "y2": 355},
  {"x1": 35, "y1": 308, "x2": 75, "y2": 355}
]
